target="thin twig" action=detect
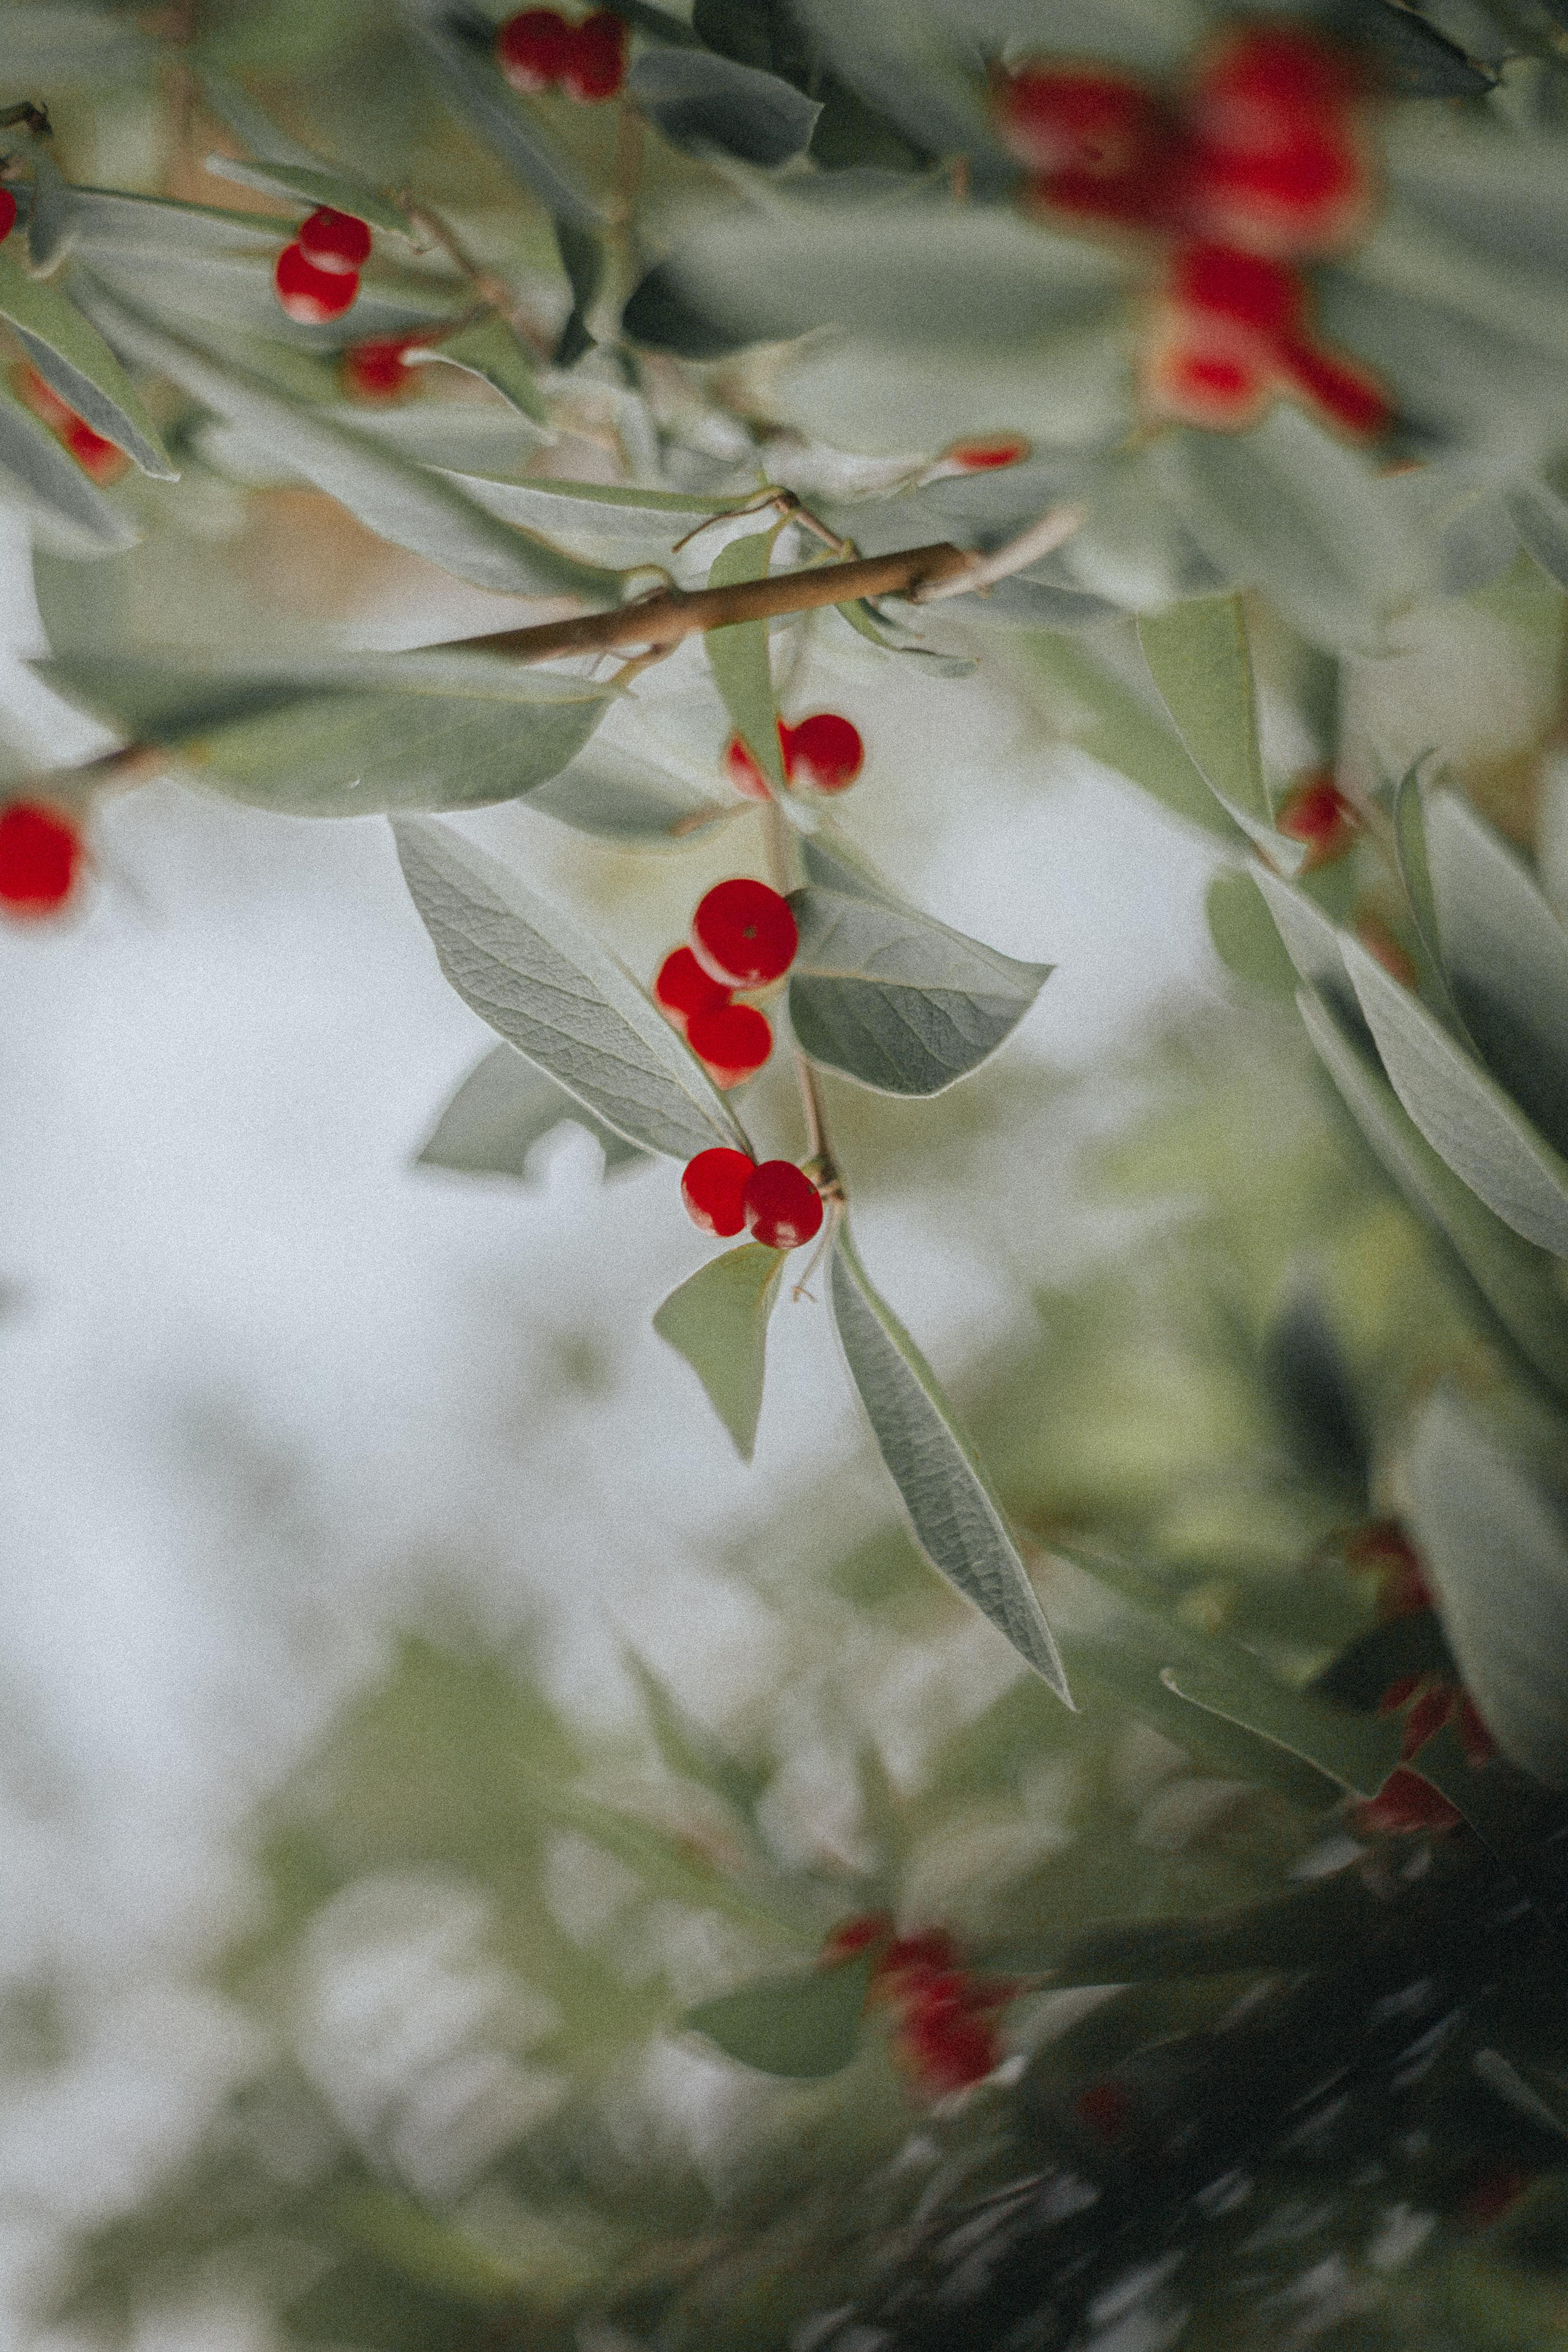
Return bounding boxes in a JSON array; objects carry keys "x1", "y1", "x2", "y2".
[
  {"x1": 760, "y1": 795, "x2": 839, "y2": 1193},
  {"x1": 395, "y1": 196, "x2": 554, "y2": 359},
  {"x1": 910, "y1": 503, "x2": 1088, "y2": 603}
]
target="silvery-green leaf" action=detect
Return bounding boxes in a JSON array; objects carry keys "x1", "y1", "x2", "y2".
[
  {"x1": 406, "y1": 314, "x2": 547, "y2": 424},
  {"x1": 829, "y1": 1220, "x2": 1070, "y2": 1698},
  {"x1": 195, "y1": 73, "x2": 413, "y2": 232},
  {"x1": 684, "y1": 1953, "x2": 874, "y2": 2079},
  {"x1": 1297, "y1": 984, "x2": 1568, "y2": 1406},
  {"x1": 443, "y1": 473, "x2": 728, "y2": 567},
  {"x1": 1507, "y1": 477, "x2": 1568, "y2": 593},
  {"x1": 26, "y1": 150, "x2": 73, "y2": 275},
  {"x1": 61, "y1": 184, "x2": 292, "y2": 262},
  {"x1": 1342, "y1": 930, "x2": 1568, "y2": 1257},
  {"x1": 1392, "y1": 760, "x2": 1465, "y2": 1031},
  {"x1": 1204, "y1": 868, "x2": 1297, "y2": 1001},
  {"x1": 418, "y1": 1042, "x2": 647, "y2": 1178},
  {"x1": 1016, "y1": 632, "x2": 1244, "y2": 847},
  {"x1": 788, "y1": 0, "x2": 1013, "y2": 179},
  {"x1": 0, "y1": 380, "x2": 137, "y2": 551},
  {"x1": 629, "y1": 47, "x2": 821, "y2": 167},
  {"x1": 705, "y1": 529, "x2": 784, "y2": 789},
  {"x1": 1424, "y1": 786, "x2": 1568, "y2": 1157},
  {"x1": 788, "y1": 885, "x2": 1051, "y2": 1096},
  {"x1": 394, "y1": 819, "x2": 752, "y2": 1160},
  {"x1": 1251, "y1": 865, "x2": 1362, "y2": 1024},
  {"x1": 1406, "y1": 1388, "x2": 1568, "y2": 1787},
  {"x1": 74, "y1": 281, "x2": 625, "y2": 603},
  {"x1": 0, "y1": 248, "x2": 175, "y2": 478},
  {"x1": 798, "y1": 826, "x2": 911, "y2": 909},
  {"x1": 525, "y1": 738, "x2": 730, "y2": 843},
  {"x1": 1137, "y1": 591, "x2": 1272, "y2": 834},
  {"x1": 653, "y1": 1242, "x2": 788, "y2": 1462},
  {"x1": 402, "y1": 0, "x2": 605, "y2": 231},
  {"x1": 2, "y1": 6, "x2": 155, "y2": 81}
]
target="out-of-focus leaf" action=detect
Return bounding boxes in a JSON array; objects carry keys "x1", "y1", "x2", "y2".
[
  {"x1": 1251, "y1": 867, "x2": 1359, "y2": 1018},
  {"x1": 1338, "y1": 0, "x2": 1496, "y2": 96},
  {"x1": 200, "y1": 153, "x2": 412, "y2": 231},
  {"x1": 830, "y1": 1220, "x2": 1071, "y2": 1698},
  {"x1": 1019, "y1": 632, "x2": 1245, "y2": 846},
  {"x1": 402, "y1": 0, "x2": 606, "y2": 231},
  {"x1": 1205, "y1": 868, "x2": 1298, "y2": 1000},
  {"x1": 683, "y1": 1953, "x2": 874, "y2": 2079},
  {"x1": 1313, "y1": 1610, "x2": 1453, "y2": 1715},
  {"x1": 705, "y1": 528, "x2": 785, "y2": 789},
  {"x1": 26, "y1": 149, "x2": 73, "y2": 276},
  {"x1": 622, "y1": 1647, "x2": 764, "y2": 1818},
  {"x1": 327, "y1": 2187, "x2": 522, "y2": 2302},
  {"x1": 1342, "y1": 931, "x2": 1568, "y2": 1258},
  {"x1": 406, "y1": 313, "x2": 547, "y2": 424},
  {"x1": 61, "y1": 183, "x2": 292, "y2": 262},
  {"x1": 526, "y1": 736, "x2": 730, "y2": 843},
  {"x1": 442, "y1": 473, "x2": 728, "y2": 567},
  {"x1": 1137, "y1": 592, "x2": 1273, "y2": 835},
  {"x1": 552, "y1": 216, "x2": 602, "y2": 366},
  {"x1": 628, "y1": 46, "x2": 821, "y2": 166},
  {"x1": 1, "y1": 6, "x2": 155, "y2": 81},
  {"x1": 787, "y1": 885, "x2": 1051, "y2": 1097},
  {"x1": 0, "y1": 379, "x2": 136, "y2": 551},
  {"x1": 1392, "y1": 759, "x2": 1466, "y2": 1031},
  {"x1": 0, "y1": 250, "x2": 175, "y2": 478},
  {"x1": 1407, "y1": 1387, "x2": 1568, "y2": 1788},
  {"x1": 393, "y1": 819, "x2": 753, "y2": 1160},
  {"x1": 418, "y1": 1042, "x2": 649, "y2": 1179},
  {"x1": 1507, "y1": 476, "x2": 1568, "y2": 594},
  {"x1": 622, "y1": 262, "x2": 753, "y2": 360},
  {"x1": 1262, "y1": 1286, "x2": 1369, "y2": 1498},
  {"x1": 653, "y1": 1242, "x2": 788, "y2": 1462},
  {"x1": 1159, "y1": 1648, "x2": 1402, "y2": 1801}
]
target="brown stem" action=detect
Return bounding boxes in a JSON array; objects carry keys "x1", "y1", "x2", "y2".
[
  {"x1": 760, "y1": 796, "x2": 838, "y2": 1189},
  {"x1": 397, "y1": 197, "x2": 554, "y2": 359}
]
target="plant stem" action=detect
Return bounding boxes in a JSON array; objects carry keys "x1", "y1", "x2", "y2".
[{"x1": 759, "y1": 795, "x2": 838, "y2": 1189}]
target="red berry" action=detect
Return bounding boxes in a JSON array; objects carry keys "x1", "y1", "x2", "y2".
[
  {"x1": 1185, "y1": 133, "x2": 1371, "y2": 258},
  {"x1": 785, "y1": 712, "x2": 864, "y2": 796},
  {"x1": 874, "y1": 1929, "x2": 959, "y2": 1992},
  {"x1": 497, "y1": 7, "x2": 573, "y2": 90},
  {"x1": 1276, "y1": 772, "x2": 1359, "y2": 866},
  {"x1": 690, "y1": 877, "x2": 797, "y2": 989},
  {"x1": 0, "y1": 188, "x2": 16, "y2": 245},
  {"x1": 1276, "y1": 333, "x2": 1393, "y2": 438},
  {"x1": 655, "y1": 945, "x2": 731, "y2": 1030},
  {"x1": 1190, "y1": 26, "x2": 1366, "y2": 137},
  {"x1": 1142, "y1": 325, "x2": 1271, "y2": 431},
  {"x1": 12, "y1": 364, "x2": 127, "y2": 482},
  {"x1": 559, "y1": 8, "x2": 627, "y2": 101},
  {"x1": 820, "y1": 1911, "x2": 894, "y2": 1967},
  {"x1": 274, "y1": 242, "x2": 358, "y2": 324},
  {"x1": 296, "y1": 206, "x2": 372, "y2": 276},
  {"x1": 0, "y1": 800, "x2": 82, "y2": 914},
  {"x1": 1171, "y1": 242, "x2": 1305, "y2": 340},
  {"x1": 680, "y1": 1147, "x2": 757, "y2": 1237},
  {"x1": 1353, "y1": 1767, "x2": 1464, "y2": 1836},
  {"x1": 722, "y1": 729, "x2": 778, "y2": 801},
  {"x1": 941, "y1": 434, "x2": 1032, "y2": 472},
  {"x1": 997, "y1": 63, "x2": 1162, "y2": 183},
  {"x1": 340, "y1": 338, "x2": 418, "y2": 400},
  {"x1": 898, "y1": 2007, "x2": 998, "y2": 2094},
  {"x1": 1074, "y1": 2080, "x2": 1136, "y2": 2144},
  {"x1": 742, "y1": 1160, "x2": 823, "y2": 1250},
  {"x1": 686, "y1": 1002, "x2": 773, "y2": 1090}
]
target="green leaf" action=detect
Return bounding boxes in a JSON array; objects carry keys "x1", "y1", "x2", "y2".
[
  {"x1": 1342, "y1": 930, "x2": 1568, "y2": 1258},
  {"x1": 418, "y1": 1042, "x2": 649, "y2": 1178},
  {"x1": 787, "y1": 885, "x2": 1052, "y2": 1097},
  {"x1": 327, "y1": 2188, "x2": 521, "y2": 2303},
  {"x1": 1017, "y1": 632, "x2": 1244, "y2": 847},
  {"x1": 406, "y1": 313, "x2": 547, "y2": 424},
  {"x1": 0, "y1": 377, "x2": 136, "y2": 550},
  {"x1": 196, "y1": 69, "x2": 411, "y2": 226},
  {"x1": 1423, "y1": 785, "x2": 1568, "y2": 1158},
  {"x1": 442, "y1": 473, "x2": 729, "y2": 568},
  {"x1": 1313, "y1": 1608, "x2": 1453, "y2": 1714},
  {"x1": 75, "y1": 283, "x2": 624, "y2": 603},
  {"x1": 829, "y1": 1220, "x2": 1070, "y2": 1699},
  {"x1": 653, "y1": 1242, "x2": 788, "y2": 1462},
  {"x1": 552, "y1": 215, "x2": 602, "y2": 366},
  {"x1": 683, "y1": 1953, "x2": 874, "y2": 2079},
  {"x1": 705, "y1": 528, "x2": 785, "y2": 790},
  {"x1": 1392, "y1": 759, "x2": 1467, "y2": 1031},
  {"x1": 1298, "y1": 983, "x2": 1568, "y2": 1407},
  {"x1": 798, "y1": 826, "x2": 912, "y2": 908},
  {"x1": 524, "y1": 737, "x2": 730, "y2": 843},
  {"x1": 627, "y1": 46, "x2": 821, "y2": 166},
  {"x1": 25, "y1": 149, "x2": 73, "y2": 276},
  {"x1": 1250, "y1": 865, "x2": 1358, "y2": 1011},
  {"x1": 1136, "y1": 592, "x2": 1273, "y2": 836},
  {"x1": 1157, "y1": 1652, "x2": 1402, "y2": 1802},
  {"x1": 1204, "y1": 868, "x2": 1298, "y2": 1000},
  {"x1": 393, "y1": 818, "x2": 753, "y2": 1161},
  {"x1": 403, "y1": 0, "x2": 606, "y2": 231},
  {"x1": 621, "y1": 1647, "x2": 764, "y2": 1817},
  {"x1": 1406, "y1": 1387, "x2": 1568, "y2": 1788}
]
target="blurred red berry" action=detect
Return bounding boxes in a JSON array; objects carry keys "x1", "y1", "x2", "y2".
[
  {"x1": 497, "y1": 7, "x2": 573, "y2": 90},
  {"x1": 654, "y1": 945, "x2": 731, "y2": 1031},
  {"x1": 1276, "y1": 772, "x2": 1359, "y2": 866},
  {"x1": 1276, "y1": 333, "x2": 1393, "y2": 438},
  {"x1": 1182, "y1": 29, "x2": 1372, "y2": 259},
  {"x1": 340, "y1": 339, "x2": 419, "y2": 400},
  {"x1": 1398, "y1": 1684, "x2": 1453, "y2": 1760},
  {"x1": 785, "y1": 712, "x2": 864, "y2": 795},
  {"x1": 1074, "y1": 2079, "x2": 1137, "y2": 2144},
  {"x1": 0, "y1": 800, "x2": 82, "y2": 914},
  {"x1": 820, "y1": 1911, "x2": 894, "y2": 1967},
  {"x1": 940, "y1": 434, "x2": 1032, "y2": 472},
  {"x1": 0, "y1": 188, "x2": 16, "y2": 244},
  {"x1": 274, "y1": 241, "x2": 358, "y2": 323},
  {"x1": 1456, "y1": 1693, "x2": 1497, "y2": 1768},
  {"x1": 722, "y1": 728, "x2": 780, "y2": 800},
  {"x1": 898, "y1": 2006, "x2": 999, "y2": 2094},
  {"x1": 1345, "y1": 1521, "x2": 1432, "y2": 1618},
  {"x1": 1143, "y1": 325, "x2": 1272, "y2": 430},
  {"x1": 680, "y1": 1147, "x2": 757, "y2": 1237},
  {"x1": 999, "y1": 63, "x2": 1173, "y2": 227},
  {"x1": 742, "y1": 1160, "x2": 824, "y2": 1250},
  {"x1": 691, "y1": 876, "x2": 797, "y2": 989},
  {"x1": 12, "y1": 364, "x2": 127, "y2": 482},
  {"x1": 1190, "y1": 25, "x2": 1366, "y2": 140},
  {"x1": 296, "y1": 206, "x2": 371, "y2": 275},
  {"x1": 560, "y1": 9, "x2": 627, "y2": 101},
  {"x1": 686, "y1": 1002, "x2": 773, "y2": 1089},
  {"x1": 1171, "y1": 242, "x2": 1305, "y2": 339},
  {"x1": 1354, "y1": 1767, "x2": 1464, "y2": 1836}
]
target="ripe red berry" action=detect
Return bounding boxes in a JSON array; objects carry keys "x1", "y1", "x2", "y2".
[
  {"x1": 1142, "y1": 325, "x2": 1271, "y2": 431},
  {"x1": 1190, "y1": 25, "x2": 1365, "y2": 137},
  {"x1": 497, "y1": 7, "x2": 573, "y2": 91},
  {"x1": 1276, "y1": 333, "x2": 1392, "y2": 439},
  {"x1": 1170, "y1": 242, "x2": 1305, "y2": 340},
  {"x1": 296, "y1": 206, "x2": 372, "y2": 276},
  {"x1": 1354, "y1": 1766, "x2": 1464, "y2": 1836},
  {"x1": 722, "y1": 729, "x2": 778, "y2": 801},
  {"x1": 655, "y1": 945, "x2": 732, "y2": 1029},
  {"x1": 274, "y1": 241, "x2": 359, "y2": 324},
  {"x1": 742, "y1": 1160, "x2": 823, "y2": 1250},
  {"x1": 340, "y1": 338, "x2": 418, "y2": 400},
  {"x1": 0, "y1": 189, "x2": 16, "y2": 245},
  {"x1": 873, "y1": 1929, "x2": 959, "y2": 1994},
  {"x1": 898, "y1": 2005, "x2": 999, "y2": 2094},
  {"x1": 680, "y1": 1147, "x2": 757, "y2": 1237},
  {"x1": 0, "y1": 800, "x2": 82, "y2": 914},
  {"x1": 939, "y1": 434, "x2": 1032, "y2": 473},
  {"x1": 997, "y1": 64, "x2": 1162, "y2": 183},
  {"x1": 686, "y1": 1002, "x2": 773, "y2": 1090},
  {"x1": 690, "y1": 877, "x2": 798, "y2": 989},
  {"x1": 1276, "y1": 772, "x2": 1359, "y2": 866},
  {"x1": 12, "y1": 364, "x2": 127, "y2": 482},
  {"x1": 559, "y1": 9, "x2": 627, "y2": 102},
  {"x1": 785, "y1": 712, "x2": 864, "y2": 796}
]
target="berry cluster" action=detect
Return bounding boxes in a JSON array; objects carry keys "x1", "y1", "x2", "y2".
[
  {"x1": 681, "y1": 1148, "x2": 822, "y2": 1249},
  {"x1": 821, "y1": 1915, "x2": 1019, "y2": 2096},
  {"x1": 996, "y1": 24, "x2": 1391, "y2": 438},
  {"x1": 0, "y1": 800, "x2": 83, "y2": 915},
  {"x1": 497, "y1": 8, "x2": 627, "y2": 102},
  {"x1": 654, "y1": 876, "x2": 798, "y2": 1088},
  {"x1": 1276, "y1": 769, "x2": 1359, "y2": 869},
  {"x1": 722, "y1": 712, "x2": 865, "y2": 802},
  {"x1": 12, "y1": 363, "x2": 127, "y2": 484},
  {"x1": 273, "y1": 206, "x2": 371, "y2": 326}
]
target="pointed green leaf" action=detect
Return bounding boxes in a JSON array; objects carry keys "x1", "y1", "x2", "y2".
[
  {"x1": 26, "y1": 150, "x2": 74, "y2": 277},
  {"x1": 393, "y1": 818, "x2": 752, "y2": 1161},
  {"x1": 1157, "y1": 1655, "x2": 1402, "y2": 1801},
  {"x1": 829, "y1": 1220, "x2": 1070, "y2": 1699},
  {"x1": 406, "y1": 313, "x2": 547, "y2": 424},
  {"x1": 525, "y1": 737, "x2": 729, "y2": 843},
  {"x1": 1018, "y1": 632, "x2": 1245, "y2": 847},
  {"x1": 1205, "y1": 868, "x2": 1297, "y2": 1000},
  {"x1": 201, "y1": 153, "x2": 412, "y2": 232},
  {"x1": 402, "y1": 0, "x2": 606, "y2": 231},
  {"x1": 628, "y1": 47, "x2": 821, "y2": 167},
  {"x1": 1342, "y1": 930, "x2": 1568, "y2": 1257},
  {"x1": 440, "y1": 473, "x2": 729, "y2": 567},
  {"x1": 0, "y1": 377, "x2": 136, "y2": 549},
  {"x1": 1392, "y1": 759, "x2": 1468, "y2": 1033},
  {"x1": 653, "y1": 1242, "x2": 787, "y2": 1462},
  {"x1": 683, "y1": 1953, "x2": 874, "y2": 2079},
  {"x1": 1137, "y1": 591, "x2": 1273, "y2": 836},
  {"x1": 418, "y1": 1043, "x2": 648, "y2": 1178},
  {"x1": 787, "y1": 885, "x2": 1052, "y2": 1097},
  {"x1": 0, "y1": 248, "x2": 174, "y2": 477},
  {"x1": 622, "y1": 1647, "x2": 764, "y2": 1816},
  {"x1": 705, "y1": 528, "x2": 785, "y2": 790}
]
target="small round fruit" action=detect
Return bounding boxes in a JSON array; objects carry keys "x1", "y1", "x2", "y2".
[
  {"x1": 340, "y1": 338, "x2": 418, "y2": 400},
  {"x1": 296, "y1": 206, "x2": 372, "y2": 276},
  {"x1": 559, "y1": 9, "x2": 627, "y2": 101},
  {"x1": 1142, "y1": 323, "x2": 1272, "y2": 431},
  {"x1": 785, "y1": 712, "x2": 864, "y2": 795},
  {"x1": 681, "y1": 1147, "x2": 757, "y2": 1237},
  {"x1": 0, "y1": 189, "x2": 16, "y2": 245},
  {"x1": 690, "y1": 876, "x2": 797, "y2": 988},
  {"x1": 497, "y1": 7, "x2": 572, "y2": 90},
  {"x1": 0, "y1": 800, "x2": 82, "y2": 913},
  {"x1": 653, "y1": 945, "x2": 730, "y2": 1029},
  {"x1": 274, "y1": 242, "x2": 359, "y2": 324},
  {"x1": 1170, "y1": 242, "x2": 1305, "y2": 339},
  {"x1": 742, "y1": 1159, "x2": 823, "y2": 1249},
  {"x1": 687, "y1": 1002, "x2": 772, "y2": 1089}
]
